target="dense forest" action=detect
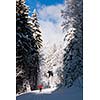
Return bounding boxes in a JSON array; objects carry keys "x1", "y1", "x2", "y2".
[{"x1": 16, "y1": 0, "x2": 83, "y2": 94}]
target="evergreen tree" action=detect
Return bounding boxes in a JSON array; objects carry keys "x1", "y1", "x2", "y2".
[
  {"x1": 28, "y1": 9, "x2": 43, "y2": 89},
  {"x1": 61, "y1": 0, "x2": 83, "y2": 87},
  {"x1": 31, "y1": 9, "x2": 43, "y2": 49},
  {"x1": 16, "y1": 0, "x2": 42, "y2": 94}
]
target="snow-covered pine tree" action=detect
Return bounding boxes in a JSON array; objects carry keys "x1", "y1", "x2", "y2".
[
  {"x1": 61, "y1": 0, "x2": 83, "y2": 87},
  {"x1": 16, "y1": 0, "x2": 42, "y2": 94},
  {"x1": 28, "y1": 9, "x2": 43, "y2": 89},
  {"x1": 31, "y1": 9, "x2": 43, "y2": 49},
  {"x1": 16, "y1": 0, "x2": 29, "y2": 94}
]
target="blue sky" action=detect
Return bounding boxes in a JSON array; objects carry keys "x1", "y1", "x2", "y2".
[
  {"x1": 25, "y1": 0, "x2": 64, "y2": 46},
  {"x1": 26, "y1": 0, "x2": 64, "y2": 15}
]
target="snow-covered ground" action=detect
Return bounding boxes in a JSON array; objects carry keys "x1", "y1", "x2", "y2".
[{"x1": 16, "y1": 86, "x2": 82, "y2": 100}]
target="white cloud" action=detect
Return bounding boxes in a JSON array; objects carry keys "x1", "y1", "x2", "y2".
[{"x1": 37, "y1": 4, "x2": 64, "y2": 46}]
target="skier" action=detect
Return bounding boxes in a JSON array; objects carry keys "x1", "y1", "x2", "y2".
[
  {"x1": 47, "y1": 71, "x2": 54, "y2": 88},
  {"x1": 47, "y1": 70, "x2": 53, "y2": 78},
  {"x1": 37, "y1": 84, "x2": 43, "y2": 92}
]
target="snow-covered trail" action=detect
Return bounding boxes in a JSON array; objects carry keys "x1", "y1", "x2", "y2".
[
  {"x1": 17, "y1": 87, "x2": 57, "y2": 96},
  {"x1": 16, "y1": 86, "x2": 83, "y2": 100}
]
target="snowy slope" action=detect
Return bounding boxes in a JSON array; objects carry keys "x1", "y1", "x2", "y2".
[{"x1": 16, "y1": 86, "x2": 82, "y2": 100}]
